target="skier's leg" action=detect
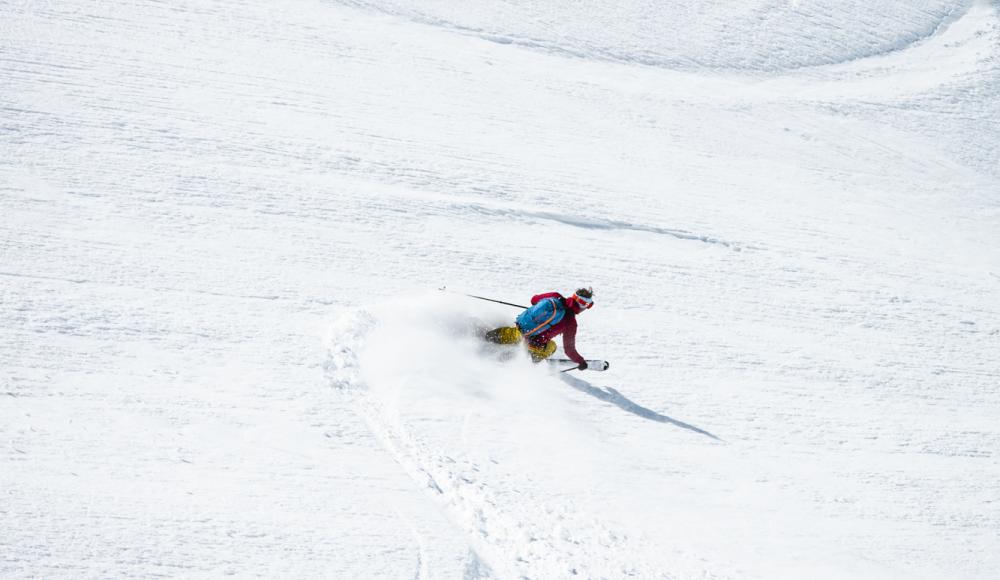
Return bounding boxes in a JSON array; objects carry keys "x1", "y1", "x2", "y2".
[
  {"x1": 484, "y1": 326, "x2": 522, "y2": 344},
  {"x1": 527, "y1": 340, "x2": 557, "y2": 362}
]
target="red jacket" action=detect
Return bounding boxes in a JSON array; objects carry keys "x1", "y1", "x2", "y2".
[{"x1": 525, "y1": 292, "x2": 585, "y2": 364}]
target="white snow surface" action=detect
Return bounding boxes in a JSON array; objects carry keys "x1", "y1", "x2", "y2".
[{"x1": 3, "y1": 0, "x2": 999, "y2": 578}]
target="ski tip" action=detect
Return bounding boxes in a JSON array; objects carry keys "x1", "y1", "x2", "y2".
[{"x1": 547, "y1": 359, "x2": 609, "y2": 371}]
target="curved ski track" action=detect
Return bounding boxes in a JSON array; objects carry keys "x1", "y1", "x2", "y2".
[{"x1": 333, "y1": 0, "x2": 975, "y2": 73}]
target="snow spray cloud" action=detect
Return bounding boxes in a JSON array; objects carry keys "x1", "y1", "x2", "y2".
[{"x1": 326, "y1": 292, "x2": 604, "y2": 491}]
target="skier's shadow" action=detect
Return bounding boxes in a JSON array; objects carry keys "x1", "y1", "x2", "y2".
[{"x1": 560, "y1": 374, "x2": 722, "y2": 441}]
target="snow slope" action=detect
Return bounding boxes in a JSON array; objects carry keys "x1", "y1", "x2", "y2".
[{"x1": 2, "y1": 0, "x2": 999, "y2": 578}]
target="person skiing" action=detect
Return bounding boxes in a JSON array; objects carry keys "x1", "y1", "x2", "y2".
[{"x1": 484, "y1": 287, "x2": 594, "y2": 369}]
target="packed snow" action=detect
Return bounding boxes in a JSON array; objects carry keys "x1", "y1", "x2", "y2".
[{"x1": 2, "y1": 0, "x2": 999, "y2": 578}]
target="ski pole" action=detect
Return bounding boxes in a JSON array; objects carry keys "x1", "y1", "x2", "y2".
[
  {"x1": 439, "y1": 287, "x2": 526, "y2": 309},
  {"x1": 560, "y1": 365, "x2": 582, "y2": 373},
  {"x1": 464, "y1": 294, "x2": 527, "y2": 309}
]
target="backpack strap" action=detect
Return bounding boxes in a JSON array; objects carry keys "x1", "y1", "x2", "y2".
[{"x1": 521, "y1": 298, "x2": 562, "y2": 336}]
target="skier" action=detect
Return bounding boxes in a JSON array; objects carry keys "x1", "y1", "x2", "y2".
[{"x1": 484, "y1": 287, "x2": 594, "y2": 369}]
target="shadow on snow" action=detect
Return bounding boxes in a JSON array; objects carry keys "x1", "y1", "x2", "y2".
[{"x1": 560, "y1": 374, "x2": 722, "y2": 441}]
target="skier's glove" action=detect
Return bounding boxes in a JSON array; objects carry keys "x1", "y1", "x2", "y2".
[{"x1": 577, "y1": 361, "x2": 588, "y2": 371}]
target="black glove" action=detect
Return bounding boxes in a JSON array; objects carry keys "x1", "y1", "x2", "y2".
[{"x1": 577, "y1": 361, "x2": 588, "y2": 371}]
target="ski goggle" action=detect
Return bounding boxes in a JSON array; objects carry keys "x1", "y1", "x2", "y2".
[{"x1": 572, "y1": 293, "x2": 594, "y2": 310}]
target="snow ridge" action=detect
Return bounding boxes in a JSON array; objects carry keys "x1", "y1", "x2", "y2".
[{"x1": 334, "y1": 0, "x2": 969, "y2": 72}]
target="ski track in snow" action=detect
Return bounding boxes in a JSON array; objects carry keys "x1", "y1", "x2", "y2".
[
  {"x1": 452, "y1": 202, "x2": 744, "y2": 250},
  {"x1": 324, "y1": 307, "x2": 724, "y2": 579}
]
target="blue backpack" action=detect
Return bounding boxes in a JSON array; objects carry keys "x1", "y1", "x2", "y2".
[{"x1": 516, "y1": 297, "x2": 566, "y2": 337}]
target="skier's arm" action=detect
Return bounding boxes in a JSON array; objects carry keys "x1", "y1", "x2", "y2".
[{"x1": 561, "y1": 320, "x2": 585, "y2": 365}]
